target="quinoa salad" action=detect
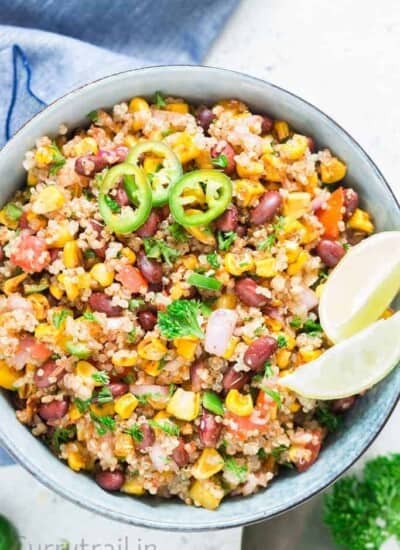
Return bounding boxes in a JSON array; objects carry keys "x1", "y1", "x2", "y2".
[{"x1": 0, "y1": 93, "x2": 376, "y2": 510}]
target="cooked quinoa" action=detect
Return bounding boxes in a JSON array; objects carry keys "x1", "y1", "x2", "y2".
[{"x1": 0, "y1": 93, "x2": 375, "y2": 510}]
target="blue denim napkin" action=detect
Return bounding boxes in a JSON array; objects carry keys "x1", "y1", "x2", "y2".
[{"x1": 0, "y1": 0, "x2": 238, "y2": 465}]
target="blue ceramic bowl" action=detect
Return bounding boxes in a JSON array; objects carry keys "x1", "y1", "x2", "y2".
[{"x1": 0, "y1": 66, "x2": 398, "y2": 531}]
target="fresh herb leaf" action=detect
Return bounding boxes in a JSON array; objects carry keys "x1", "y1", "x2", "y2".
[
  {"x1": 90, "y1": 413, "x2": 116, "y2": 436},
  {"x1": 161, "y1": 128, "x2": 173, "y2": 137},
  {"x1": 224, "y1": 457, "x2": 248, "y2": 483},
  {"x1": 217, "y1": 231, "x2": 236, "y2": 251},
  {"x1": 169, "y1": 222, "x2": 188, "y2": 242},
  {"x1": 206, "y1": 252, "x2": 220, "y2": 268},
  {"x1": 84, "y1": 248, "x2": 97, "y2": 260},
  {"x1": 168, "y1": 383, "x2": 176, "y2": 398},
  {"x1": 126, "y1": 328, "x2": 136, "y2": 343},
  {"x1": 49, "y1": 142, "x2": 66, "y2": 175},
  {"x1": 277, "y1": 335, "x2": 287, "y2": 348},
  {"x1": 134, "y1": 391, "x2": 164, "y2": 405},
  {"x1": 104, "y1": 195, "x2": 121, "y2": 213},
  {"x1": 154, "y1": 91, "x2": 166, "y2": 108},
  {"x1": 211, "y1": 154, "x2": 228, "y2": 169},
  {"x1": 271, "y1": 445, "x2": 289, "y2": 460},
  {"x1": 124, "y1": 424, "x2": 144, "y2": 442},
  {"x1": 96, "y1": 387, "x2": 113, "y2": 405},
  {"x1": 257, "y1": 448, "x2": 267, "y2": 459},
  {"x1": 289, "y1": 316, "x2": 302, "y2": 329},
  {"x1": 52, "y1": 309, "x2": 71, "y2": 329},
  {"x1": 148, "y1": 419, "x2": 180, "y2": 437},
  {"x1": 315, "y1": 403, "x2": 342, "y2": 432},
  {"x1": 143, "y1": 238, "x2": 180, "y2": 266},
  {"x1": 92, "y1": 371, "x2": 110, "y2": 385},
  {"x1": 87, "y1": 110, "x2": 99, "y2": 123},
  {"x1": 257, "y1": 234, "x2": 277, "y2": 251},
  {"x1": 83, "y1": 311, "x2": 98, "y2": 322},
  {"x1": 264, "y1": 362, "x2": 273, "y2": 378},
  {"x1": 51, "y1": 426, "x2": 76, "y2": 451},
  {"x1": 273, "y1": 216, "x2": 286, "y2": 233},
  {"x1": 261, "y1": 387, "x2": 282, "y2": 408},
  {"x1": 74, "y1": 398, "x2": 91, "y2": 414},
  {"x1": 302, "y1": 319, "x2": 322, "y2": 334},
  {"x1": 4, "y1": 203, "x2": 22, "y2": 221},
  {"x1": 158, "y1": 299, "x2": 204, "y2": 339},
  {"x1": 128, "y1": 298, "x2": 144, "y2": 311}
]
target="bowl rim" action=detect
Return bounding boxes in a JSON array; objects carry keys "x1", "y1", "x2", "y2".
[{"x1": 0, "y1": 64, "x2": 399, "y2": 532}]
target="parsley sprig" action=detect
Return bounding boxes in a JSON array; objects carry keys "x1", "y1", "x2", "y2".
[
  {"x1": 158, "y1": 299, "x2": 204, "y2": 340},
  {"x1": 143, "y1": 238, "x2": 180, "y2": 266}
]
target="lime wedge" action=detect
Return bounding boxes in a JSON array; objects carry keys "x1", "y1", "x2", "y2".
[
  {"x1": 281, "y1": 311, "x2": 400, "y2": 399},
  {"x1": 319, "y1": 231, "x2": 400, "y2": 343}
]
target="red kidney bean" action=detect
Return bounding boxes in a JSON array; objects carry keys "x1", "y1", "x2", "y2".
[
  {"x1": 199, "y1": 412, "x2": 222, "y2": 447},
  {"x1": 222, "y1": 367, "x2": 250, "y2": 391},
  {"x1": 211, "y1": 142, "x2": 236, "y2": 176},
  {"x1": 235, "y1": 278, "x2": 269, "y2": 307},
  {"x1": 346, "y1": 229, "x2": 364, "y2": 246},
  {"x1": 89, "y1": 292, "x2": 122, "y2": 317},
  {"x1": 236, "y1": 225, "x2": 247, "y2": 238},
  {"x1": 316, "y1": 239, "x2": 345, "y2": 267},
  {"x1": 215, "y1": 205, "x2": 238, "y2": 232},
  {"x1": 261, "y1": 115, "x2": 274, "y2": 134},
  {"x1": 172, "y1": 439, "x2": 189, "y2": 467},
  {"x1": 155, "y1": 204, "x2": 170, "y2": 221},
  {"x1": 75, "y1": 155, "x2": 108, "y2": 177},
  {"x1": 190, "y1": 359, "x2": 207, "y2": 392},
  {"x1": 331, "y1": 396, "x2": 356, "y2": 413},
  {"x1": 107, "y1": 382, "x2": 129, "y2": 398},
  {"x1": 38, "y1": 399, "x2": 69, "y2": 421},
  {"x1": 48, "y1": 248, "x2": 59, "y2": 262},
  {"x1": 148, "y1": 282, "x2": 163, "y2": 292},
  {"x1": 137, "y1": 251, "x2": 163, "y2": 284},
  {"x1": 307, "y1": 137, "x2": 316, "y2": 152},
  {"x1": 196, "y1": 106, "x2": 216, "y2": 132},
  {"x1": 137, "y1": 310, "x2": 157, "y2": 331},
  {"x1": 136, "y1": 211, "x2": 160, "y2": 238},
  {"x1": 295, "y1": 430, "x2": 323, "y2": 473},
  {"x1": 115, "y1": 184, "x2": 129, "y2": 207},
  {"x1": 89, "y1": 221, "x2": 107, "y2": 259},
  {"x1": 34, "y1": 361, "x2": 64, "y2": 388},
  {"x1": 244, "y1": 336, "x2": 278, "y2": 372},
  {"x1": 343, "y1": 188, "x2": 359, "y2": 220},
  {"x1": 250, "y1": 191, "x2": 282, "y2": 225},
  {"x1": 0, "y1": 246, "x2": 4, "y2": 263},
  {"x1": 95, "y1": 470, "x2": 125, "y2": 492},
  {"x1": 18, "y1": 212, "x2": 29, "y2": 230},
  {"x1": 137, "y1": 423, "x2": 155, "y2": 452},
  {"x1": 99, "y1": 146, "x2": 129, "y2": 165}
]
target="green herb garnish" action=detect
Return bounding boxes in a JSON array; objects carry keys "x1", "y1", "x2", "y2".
[
  {"x1": 49, "y1": 142, "x2": 66, "y2": 175},
  {"x1": 158, "y1": 299, "x2": 204, "y2": 340},
  {"x1": 96, "y1": 387, "x2": 113, "y2": 405},
  {"x1": 148, "y1": 419, "x2": 180, "y2": 437},
  {"x1": 277, "y1": 335, "x2": 287, "y2": 348},
  {"x1": 126, "y1": 328, "x2": 136, "y2": 344},
  {"x1": 90, "y1": 413, "x2": 116, "y2": 436},
  {"x1": 154, "y1": 91, "x2": 167, "y2": 108},
  {"x1": 4, "y1": 203, "x2": 22, "y2": 221},
  {"x1": 302, "y1": 319, "x2": 322, "y2": 334},
  {"x1": 206, "y1": 252, "x2": 220, "y2": 268},
  {"x1": 128, "y1": 299, "x2": 144, "y2": 311},
  {"x1": 74, "y1": 398, "x2": 91, "y2": 414},
  {"x1": 143, "y1": 238, "x2": 180, "y2": 266},
  {"x1": 83, "y1": 311, "x2": 98, "y2": 322},
  {"x1": 92, "y1": 371, "x2": 110, "y2": 385},
  {"x1": 271, "y1": 445, "x2": 289, "y2": 460},
  {"x1": 52, "y1": 426, "x2": 76, "y2": 451},
  {"x1": 315, "y1": 403, "x2": 342, "y2": 432},
  {"x1": 52, "y1": 309, "x2": 72, "y2": 329},
  {"x1": 169, "y1": 222, "x2": 188, "y2": 242},
  {"x1": 224, "y1": 457, "x2": 248, "y2": 483},
  {"x1": 124, "y1": 424, "x2": 144, "y2": 443},
  {"x1": 289, "y1": 316, "x2": 302, "y2": 329},
  {"x1": 217, "y1": 231, "x2": 236, "y2": 251},
  {"x1": 211, "y1": 154, "x2": 228, "y2": 169},
  {"x1": 261, "y1": 387, "x2": 282, "y2": 408},
  {"x1": 87, "y1": 110, "x2": 99, "y2": 123}
]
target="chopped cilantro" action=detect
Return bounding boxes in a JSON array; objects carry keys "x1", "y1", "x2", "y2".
[
  {"x1": 124, "y1": 424, "x2": 144, "y2": 442},
  {"x1": 148, "y1": 419, "x2": 180, "y2": 436},
  {"x1": 126, "y1": 328, "x2": 136, "y2": 344},
  {"x1": 158, "y1": 299, "x2": 204, "y2": 340},
  {"x1": 315, "y1": 403, "x2": 342, "y2": 432},
  {"x1": 289, "y1": 316, "x2": 302, "y2": 329},
  {"x1": 49, "y1": 142, "x2": 66, "y2": 175},
  {"x1": 257, "y1": 448, "x2": 267, "y2": 459},
  {"x1": 92, "y1": 371, "x2": 110, "y2": 385},
  {"x1": 74, "y1": 398, "x2": 91, "y2": 414},
  {"x1": 277, "y1": 335, "x2": 287, "y2": 348},
  {"x1": 143, "y1": 237, "x2": 180, "y2": 266},
  {"x1": 154, "y1": 91, "x2": 166, "y2": 108},
  {"x1": 211, "y1": 154, "x2": 228, "y2": 169},
  {"x1": 261, "y1": 387, "x2": 282, "y2": 408},
  {"x1": 206, "y1": 252, "x2": 220, "y2": 268},
  {"x1": 169, "y1": 222, "x2": 188, "y2": 242},
  {"x1": 217, "y1": 231, "x2": 236, "y2": 251},
  {"x1": 128, "y1": 298, "x2": 144, "y2": 311},
  {"x1": 90, "y1": 413, "x2": 116, "y2": 436},
  {"x1": 83, "y1": 311, "x2": 98, "y2": 322},
  {"x1": 271, "y1": 445, "x2": 289, "y2": 460},
  {"x1": 96, "y1": 387, "x2": 113, "y2": 405},
  {"x1": 224, "y1": 457, "x2": 248, "y2": 483},
  {"x1": 257, "y1": 234, "x2": 277, "y2": 251},
  {"x1": 302, "y1": 319, "x2": 322, "y2": 334},
  {"x1": 4, "y1": 203, "x2": 22, "y2": 221},
  {"x1": 51, "y1": 426, "x2": 76, "y2": 451},
  {"x1": 87, "y1": 110, "x2": 99, "y2": 123},
  {"x1": 52, "y1": 309, "x2": 72, "y2": 329}
]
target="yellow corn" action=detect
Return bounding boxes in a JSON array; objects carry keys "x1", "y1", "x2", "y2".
[
  {"x1": 0, "y1": 209, "x2": 19, "y2": 229},
  {"x1": 224, "y1": 253, "x2": 254, "y2": 276},
  {"x1": 32, "y1": 186, "x2": 65, "y2": 214},
  {"x1": 128, "y1": 97, "x2": 150, "y2": 113},
  {"x1": 185, "y1": 224, "x2": 216, "y2": 246},
  {"x1": 278, "y1": 134, "x2": 308, "y2": 160},
  {"x1": 90, "y1": 402, "x2": 115, "y2": 417},
  {"x1": 90, "y1": 263, "x2": 114, "y2": 287},
  {"x1": 47, "y1": 221, "x2": 74, "y2": 248},
  {"x1": 195, "y1": 150, "x2": 213, "y2": 169},
  {"x1": 122, "y1": 477, "x2": 145, "y2": 495},
  {"x1": 26, "y1": 211, "x2": 47, "y2": 232},
  {"x1": 114, "y1": 433, "x2": 135, "y2": 458},
  {"x1": 170, "y1": 283, "x2": 184, "y2": 300},
  {"x1": 283, "y1": 192, "x2": 311, "y2": 219},
  {"x1": 49, "y1": 283, "x2": 64, "y2": 300},
  {"x1": 57, "y1": 274, "x2": 79, "y2": 301},
  {"x1": 35, "y1": 145, "x2": 54, "y2": 167},
  {"x1": 289, "y1": 400, "x2": 301, "y2": 413},
  {"x1": 320, "y1": 156, "x2": 347, "y2": 184},
  {"x1": 236, "y1": 160, "x2": 264, "y2": 180},
  {"x1": 120, "y1": 247, "x2": 136, "y2": 264},
  {"x1": 27, "y1": 169, "x2": 38, "y2": 186},
  {"x1": 166, "y1": 102, "x2": 189, "y2": 114},
  {"x1": 234, "y1": 179, "x2": 265, "y2": 207},
  {"x1": 123, "y1": 134, "x2": 138, "y2": 148},
  {"x1": 298, "y1": 349, "x2": 323, "y2": 363},
  {"x1": 189, "y1": 479, "x2": 224, "y2": 510},
  {"x1": 347, "y1": 209, "x2": 374, "y2": 234},
  {"x1": 284, "y1": 241, "x2": 300, "y2": 264},
  {"x1": 0, "y1": 361, "x2": 22, "y2": 390},
  {"x1": 300, "y1": 219, "x2": 320, "y2": 245},
  {"x1": 67, "y1": 449, "x2": 87, "y2": 472},
  {"x1": 69, "y1": 403, "x2": 82, "y2": 421},
  {"x1": 3, "y1": 273, "x2": 27, "y2": 295},
  {"x1": 112, "y1": 351, "x2": 137, "y2": 367},
  {"x1": 137, "y1": 339, "x2": 167, "y2": 361},
  {"x1": 261, "y1": 152, "x2": 283, "y2": 182},
  {"x1": 222, "y1": 336, "x2": 239, "y2": 360},
  {"x1": 174, "y1": 337, "x2": 199, "y2": 361},
  {"x1": 63, "y1": 241, "x2": 82, "y2": 268},
  {"x1": 214, "y1": 293, "x2": 237, "y2": 310},
  {"x1": 192, "y1": 449, "x2": 224, "y2": 480},
  {"x1": 171, "y1": 132, "x2": 199, "y2": 164},
  {"x1": 280, "y1": 218, "x2": 306, "y2": 240},
  {"x1": 287, "y1": 250, "x2": 309, "y2": 275},
  {"x1": 27, "y1": 294, "x2": 49, "y2": 321},
  {"x1": 181, "y1": 254, "x2": 199, "y2": 270},
  {"x1": 71, "y1": 137, "x2": 98, "y2": 157},
  {"x1": 76, "y1": 361, "x2": 97, "y2": 378},
  {"x1": 143, "y1": 155, "x2": 162, "y2": 175},
  {"x1": 276, "y1": 349, "x2": 291, "y2": 369},
  {"x1": 34, "y1": 323, "x2": 60, "y2": 343},
  {"x1": 167, "y1": 388, "x2": 200, "y2": 421},
  {"x1": 265, "y1": 317, "x2": 283, "y2": 333},
  {"x1": 115, "y1": 393, "x2": 138, "y2": 419},
  {"x1": 225, "y1": 389, "x2": 254, "y2": 416},
  {"x1": 142, "y1": 360, "x2": 162, "y2": 377},
  {"x1": 255, "y1": 257, "x2": 277, "y2": 278},
  {"x1": 274, "y1": 120, "x2": 290, "y2": 141},
  {"x1": 181, "y1": 185, "x2": 206, "y2": 206}
]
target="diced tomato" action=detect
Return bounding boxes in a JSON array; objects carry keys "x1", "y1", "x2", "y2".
[
  {"x1": 294, "y1": 429, "x2": 323, "y2": 473},
  {"x1": 116, "y1": 265, "x2": 148, "y2": 293},
  {"x1": 316, "y1": 187, "x2": 344, "y2": 239},
  {"x1": 17, "y1": 336, "x2": 52, "y2": 366},
  {"x1": 10, "y1": 231, "x2": 50, "y2": 273},
  {"x1": 226, "y1": 409, "x2": 269, "y2": 440}
]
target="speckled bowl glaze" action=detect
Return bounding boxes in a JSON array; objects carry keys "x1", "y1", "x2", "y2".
[{"x1": 0, "y1": 66, "x2": 398, "y2": 531}]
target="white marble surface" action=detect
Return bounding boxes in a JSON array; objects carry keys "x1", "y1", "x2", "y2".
[{"x1": 1, "y1": 1, "x2": 399, "y2": 548}]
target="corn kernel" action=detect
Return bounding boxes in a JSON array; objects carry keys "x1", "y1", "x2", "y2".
[
  {"x1": 320, "y1": 157, "x2": 347, "y2": 184},
  {"x1": 49, "y1": 283, "x2": 64, "y2": 300},
  {"x1": 71, "y1": 137, "x2": 98, "y2": 157},
  {"x1": 289, "y1": 401, "x2": 301, "y2": 413},
  {"x1": 265, "y1": 317, "x2": 283, "y2": 333},
  {"x1": 128, "y1": 97, "x2": 150, "y2": 113},
  {"x1": 300, "y1": 219, "x2": 320, "y2": 245},
  {"x1": 115, "y1": 433, "x2": 135, "y2": 458},
  {"x1": 195, "y1": 150, "x2": 213, "y2": 169},
  {"x1": 57, "y1": 274, "x2": 79, "y2": 301},
  {"x1": 236, "y1": 159, "x2": 264, "y2": 180},
  {"x1": 261, "y1": 152, "x2": 283, "y2": 182},
  {"x1": 255, "y1": 257, "x2": 277, "y2": 278},
  {"x1": 298, "y1": 349, "x2": 323, "y2": 363},
  {"x1": 225, "y1": 389, "x2": 254, "y2": 416},
  {"x1": 167, "y1": 388, "x2": 200, "y2": 421},
  {"x1": 283, "y1": 192, "x2": 311, "y2": 219},
  {"x1": 182, "y1": 254, "x2": 199, "y2": 270},
  {"x1": 171, "y1": 132, "x2": 199, "y2": 164},
  {"x1": 3, "y1": 273, "x2": 27, "y2": 295},
  {"x1": 189, "y1": 479, "x2": 224, "y2": 510},
  {"x1": 0, "y1": 361, "x2": 22, "y2": 390},
  {"x1": 67, "y1": 450, "x2": 86, "y2": 472},
  {"x1": 142, "y1": 360, "x2": 162, "y2": 377},
  {"x1": 115, "y1": 393, "x2": 138, "y2": 419},
  {"x1": 90, "y1": 402, "x2": 115, "y2": 417},
  {"x1": 63, "y1": 241, "x2": 82, "y2": 269},
  {"x1": 192, "y1": 449, "x2": 224, "y2": 480},
  {"x1": 112, "y1": 350, "x2": 137, "y2": 367},
  {"x1": 34, "y1": 323, "x2": 60, "y2": 343},
  {"x1": 274, "y1": 120, "x2": 290, "y2": 141},
  {"x1": 276, "y1": 349, "x2": 291, "y2": 369},
  {"x1": 284, "y1": 241, "x2": 300, "y2": 264},
  {"x1": 76, "y1": 361, "x2": 96, "y2": 378},
  {"x1": 0, "y1": 210, "x2": 19, "y2": 229},
  {"x1": 47, "y1": 221, "x2": 74, "y2": 248},
  {"x1": 124, "y1": 135, "x2": 138, "y2": 148},
  {"x1": 166, "y1": 102, "x2": 189, "y2": 114},
  {"x1": 347, "y1": 208, "x2": 374, "y2": 234},
  {"x1": 185, "y1": 224, "x2": 216, "y2": 246},
  {"x1": 222, "y1": 336, "x2": 239, "y2": 360},
  {"x1": 27, "y1": 293, "x2": 49, "y2": 320},
  {"x1": 69, "y1": 403, "x2": 82, "y2": 421},
  {"x1": 280, "y1": 218, "x2": 307, "y2": 240},
  {"x1": 35, "y1": 146, "x2": 54, "y2": 167},
  {"x1": 27, "y1": 169, "x2": 38, "y2": 186},
  {"x1": 174, "y1": 337, "x2": 199, "y2": 361},
  {"x1": 278, "y1": 134, "x2": 308, "y2": 160},
  {"x1": 224, "y1": 253, "x2": 254, "y2": 276},
  {"x1": 214, "y1": 293, "x2": 237, "y2": 310},
  {"x1": 122, "y1": 477, "x2": 145, "y2": 495},
  {"x1": 121, "y1": 247, "x2": 136, "y2": 264},
  {"x1": 234, "y1": 179, "x2": 265, "y2": 207},
  {"x1": 169, "y1": 283, "x2": 184, "y2": 300},
  {"x1": 287, "y1": 250, "x2": 309, "y2": 276},
  {"x1": 137, "y1": 339, "x2": 167, "y2": 361},
  {"x1": 90, "y1": 263, "x2": 114, "y2": 287},
  {"x1": 32, "y1": 186, "x2": 65, "y2": 214}
]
